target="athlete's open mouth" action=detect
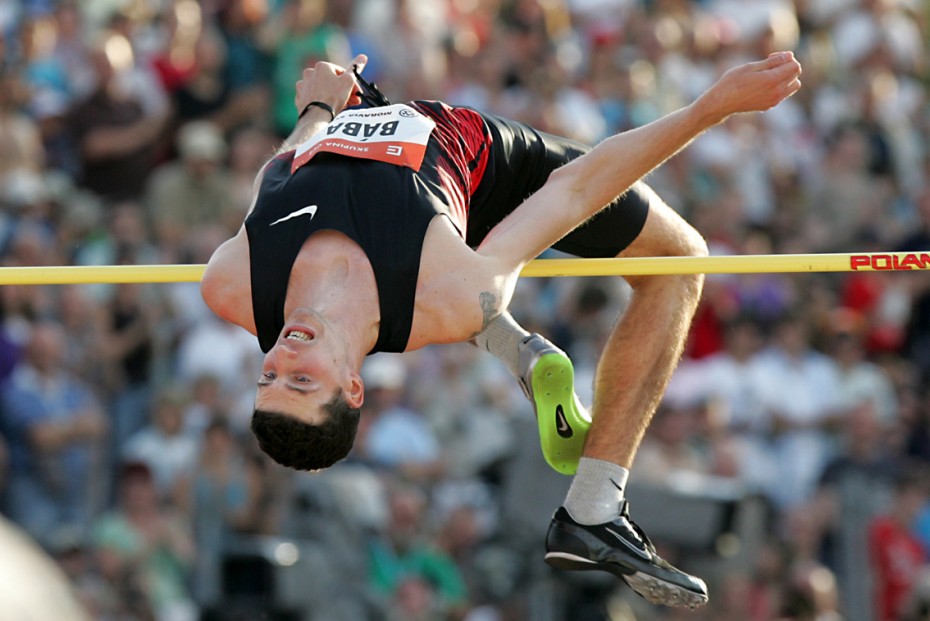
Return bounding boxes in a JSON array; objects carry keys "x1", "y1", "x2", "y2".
[{"x1": 285, "y1": 329, "x2": 314, "y2": 342}]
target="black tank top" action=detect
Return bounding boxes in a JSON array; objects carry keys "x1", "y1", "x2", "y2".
[{"x1": 244, "y1": 101, "x2": 489, "y2": 354}]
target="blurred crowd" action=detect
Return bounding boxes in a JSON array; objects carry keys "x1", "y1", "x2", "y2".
[{"x1": 1, "y1": 0, "x2": 930, "y2": 620}]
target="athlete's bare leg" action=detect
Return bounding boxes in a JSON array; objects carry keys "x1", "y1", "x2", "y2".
[
  {"x1": 585, "y1": 189, "x2": 707, "y2": 466},
  {"x1": 546, "y1": 187, "x2": 710, "y2": 609}
]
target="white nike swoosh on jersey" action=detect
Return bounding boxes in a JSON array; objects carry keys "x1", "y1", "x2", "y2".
[{"x1": 269, "y1": 205, "x2": 318, "y2": 226}]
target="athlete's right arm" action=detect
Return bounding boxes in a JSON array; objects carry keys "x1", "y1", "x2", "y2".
[
  {"x1": 276, "y1": 54, "x2": 368, "y2": 155},
  {"x1": 242, "y1": 54, "x2": 370, "y2": 214},
  {"x1": 243, "y1": 55, "x2": 369, "y2": 216}
]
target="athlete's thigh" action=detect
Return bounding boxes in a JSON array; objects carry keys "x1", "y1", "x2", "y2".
[{"x1": 466, "y1": 114, "x2": 590, "y2": 248}]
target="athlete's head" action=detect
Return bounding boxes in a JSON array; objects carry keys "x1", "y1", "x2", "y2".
[
  {"x1": 252, "y1": 389, "x2": 360, "y2": 470},
  {"x1": 251, "y1": 308, "x2": 365, "y2": 470}
]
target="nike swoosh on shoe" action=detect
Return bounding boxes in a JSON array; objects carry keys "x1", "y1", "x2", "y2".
[
  {"x1": 604, "y1": 526, "x2": 652, "y2": 561},
  {"x1": 555, "y1": 404, "x2": 573, "y2": 438}
]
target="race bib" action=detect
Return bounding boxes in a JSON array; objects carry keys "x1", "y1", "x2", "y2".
[{"x1": 291, "y1": 103, "x2": 436, "y2": 173}]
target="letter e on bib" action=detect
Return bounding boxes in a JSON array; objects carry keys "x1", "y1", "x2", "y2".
[{"x1": 291, "y1": 104, "x2": 436, "y2": 173}]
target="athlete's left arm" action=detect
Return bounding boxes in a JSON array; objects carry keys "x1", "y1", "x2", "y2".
[{"x1": 475, "y1": 52, "x2": 801, "y2": 272}]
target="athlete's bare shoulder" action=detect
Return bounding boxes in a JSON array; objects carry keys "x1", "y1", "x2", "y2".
[
  {"x1": 200, "y1": 156, "x2": 277, "y2": 334},
  {"x1": 201, "y1": 228, "x2": 256, "y2": 334}
]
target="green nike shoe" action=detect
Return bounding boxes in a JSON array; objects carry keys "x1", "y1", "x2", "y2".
[{"x1": 517, "y1": 334, "x2": 592, "y2": 475}]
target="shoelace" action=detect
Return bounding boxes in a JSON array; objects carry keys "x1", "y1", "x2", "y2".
[
  {"x1": 353, "y1": 65, "x2": 391, "y2": 107},
  {"x1": 620, "y1": 500, "x2": 656, "y2": 553}
]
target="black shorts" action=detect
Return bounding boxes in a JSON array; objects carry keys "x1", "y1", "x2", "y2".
[{"x1": 466, "y1": 113, "x2": 651, "y2": 257}]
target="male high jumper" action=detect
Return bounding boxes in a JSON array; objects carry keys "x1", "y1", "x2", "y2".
[{"x1": 201, "y1": 50, "x2": 802, "y2": 607}]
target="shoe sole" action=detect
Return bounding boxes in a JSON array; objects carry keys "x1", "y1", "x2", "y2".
[
  {"x1": 544, "y1": 552, "x2": 709, "y2": 609},
  {"x1": 529, "y1": 352, "x2": 591, "y2": 475}
]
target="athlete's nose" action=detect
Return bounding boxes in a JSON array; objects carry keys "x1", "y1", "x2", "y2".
[
  {"x1": 278, "y1": 342, "x2": 299, "y2": 358},
  {"x1": 265, "y1": 344, "x2": 297, "y2": 374}
]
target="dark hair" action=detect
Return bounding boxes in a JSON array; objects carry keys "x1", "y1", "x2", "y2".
[
  {"x1": 251, "y1": 389, "x2": 360, "y2": 471},
  {"x1": 119, "y1": 460, "x2": 154, "y2": 485}
]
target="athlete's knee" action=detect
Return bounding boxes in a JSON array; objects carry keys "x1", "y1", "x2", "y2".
[
  {"x1": 625, "y1": 197, "x2": 707, "y2": 298},
  {"x1": 672, "y1": 219, "x2": 709, "y2": 260},
  {"x1": 671, "y1": 221, "x2": 709, "y2": 301},
  {"x1": 650, "y1": 196, "x2": 707, "y2": 260},
  {"x1": 666, "y1": 220, "x2": 707, "y2": 294}
]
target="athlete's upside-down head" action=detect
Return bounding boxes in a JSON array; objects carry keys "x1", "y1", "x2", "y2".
[{"x1": 251, "y1": 308, "x2": 365, "y2": 470}]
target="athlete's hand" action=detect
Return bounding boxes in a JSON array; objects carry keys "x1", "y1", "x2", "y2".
[
  {"x1": 294, "y1": 53, "x2": 368, "y2": 118},
  {"x1": 694, "y1": 51, "x2": 802, "y2": 125}
]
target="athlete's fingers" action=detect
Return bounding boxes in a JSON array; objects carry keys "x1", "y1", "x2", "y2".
[
  {"x1": 346, "y1": 88, "x2": 363, "y2": 108},
  {"x1": 736, "y1": 52, "x2": 801, "y2": 91},
  {"x1": 305, "y1": 61, "x2": 342, "y2": 78},
  {"x1": 350, "y1": 54, "x2": 368, "y2": 74},
  {"x1": 342, "y1": 55, "x2": 368, "y2": 108},
  {"x1": 294, "y1": 56, "x2": 373, "y2": 114},
  {"x1": 750, "y1": 50, "x2": 798, "y2": 72},
  {"x1": 294, "y1": 79, "x2": 304, "y2": 110}
]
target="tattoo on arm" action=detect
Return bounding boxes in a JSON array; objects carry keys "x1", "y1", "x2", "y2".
[{"x1": 469, "y1": 291, "x2": 500, "y2": 339}]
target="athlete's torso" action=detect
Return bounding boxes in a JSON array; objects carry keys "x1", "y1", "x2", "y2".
[{"x1": 244, "y1": 101, "x2": 491, "y2": 354}]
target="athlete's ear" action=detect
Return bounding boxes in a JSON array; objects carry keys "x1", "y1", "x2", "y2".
[{"x1": 345, "y1": 372, "x2": 364, "y2": 408}]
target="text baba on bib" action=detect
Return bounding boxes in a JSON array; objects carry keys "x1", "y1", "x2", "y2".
[{"x1": 291, "y1": 104, "x2": 436, "y2": 173}]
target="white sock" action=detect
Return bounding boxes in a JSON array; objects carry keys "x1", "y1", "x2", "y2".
[
  {"x1": 470, "y1": 311, "x2": 530, "y2": 378},
  {"x1": 564, "y1": 457, "x2": 630, "y2": 525}
]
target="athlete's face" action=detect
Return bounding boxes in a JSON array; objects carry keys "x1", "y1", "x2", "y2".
[{"x1": 255, "y1": 308, "x2": 364, "y2": 420}]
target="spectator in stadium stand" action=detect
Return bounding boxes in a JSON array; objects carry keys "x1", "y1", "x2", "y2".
[
  {"x1": 100, "y1": 280, "x2": 159, "y2": 455},
  {"x1": 812, "y1": 400, "x2": 904, "y2": 620},
  {"x1": 353, "y1": 354, "x2": 445, "y2": 482},
  {"x1": 66, "y1": 30, "x2": 170, "y2": 202},
  {"x1": 869, "y1": 467, "x2": 930, "y2": 621},
  {"x1": 262, "y1": 0, "x2": 351, "y2": 135},
  {"x1": 367, "y1": 482, "x2": 468, "y2": 617},
  {"x1": 0, "y1": 320, "x2": 108, "y2": 545},
  {"x1": 121, "y1": 385, "x2": 199, "y2": 500},
  {"x1": 631, "y1": 401, "x2": 709, "y2": 484},
  {"x1": 175, "y1": 418, "x2": 259, "y2": 604},
  {"x1": 144, "y1": 120, "x2": 233, "y2": 257},
  {"x1": 170, "y1": 24, "x2": 269, "y2": 133},
  {"x1": 828, "y1": 309, "x2": 899, "y2": 425},
  {"x1": 90, "y1": 461, "x2": 198, "y2": 621},
  {"x1": 0, "y1": 70, "x2": 45, "y2": 180},
  {"x1": 745, "y1": 311, "x2": 844, "y2": 508}
]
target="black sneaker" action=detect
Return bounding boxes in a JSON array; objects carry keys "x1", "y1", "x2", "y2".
[{"x1": 544, "y1": 503, "x2": 708, "y2": 608}]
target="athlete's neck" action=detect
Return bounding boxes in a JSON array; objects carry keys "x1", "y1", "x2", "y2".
[{"x1": 286, "y1": 233, "x2": 380, "y2": 362}]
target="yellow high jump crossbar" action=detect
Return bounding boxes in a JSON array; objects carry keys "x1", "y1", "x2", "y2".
[{"x1": 0, "y1": 252, "x2": 928, "y2": 285}]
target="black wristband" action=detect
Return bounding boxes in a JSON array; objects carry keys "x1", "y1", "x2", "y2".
[{"x1": 298, "y1": 101, "x2": 336, "y2": 121}]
